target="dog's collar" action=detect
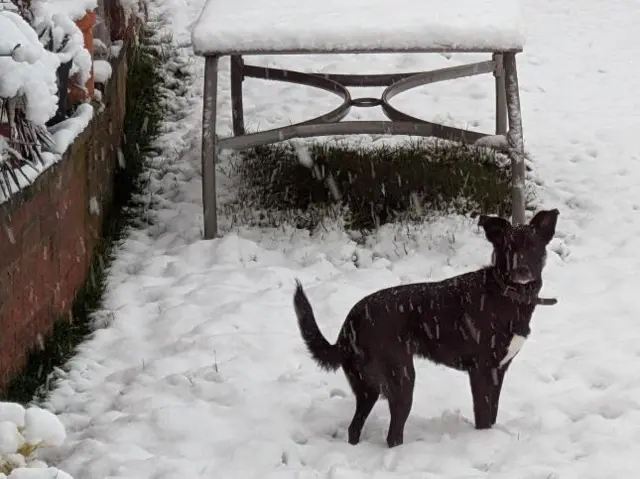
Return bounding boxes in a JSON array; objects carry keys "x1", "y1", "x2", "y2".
[{"x1": 490, "y1": 269, "x2": 558, "y2": 306}]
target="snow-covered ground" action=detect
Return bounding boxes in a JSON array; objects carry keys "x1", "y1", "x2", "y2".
[{"x1": 38, "y1": 0, "x2": 640, "y2": 477}]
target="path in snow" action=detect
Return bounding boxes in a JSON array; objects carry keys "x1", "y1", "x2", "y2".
[{"x1": 40, "y1": 1, "x2": 640, "y2": 478}]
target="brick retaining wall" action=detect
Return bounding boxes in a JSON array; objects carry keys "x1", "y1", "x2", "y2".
[{"x1": 0, "y1": 46, "x2": 130, "y2": 388}]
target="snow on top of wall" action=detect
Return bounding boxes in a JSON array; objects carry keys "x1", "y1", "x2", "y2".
[{"x1": 48, "y1": 102, "x2": 94, "y2": 154}]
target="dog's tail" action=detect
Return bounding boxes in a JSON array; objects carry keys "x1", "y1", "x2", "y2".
[{"x1": 293, "y1": 279, "x2": 342, "y2": 371}]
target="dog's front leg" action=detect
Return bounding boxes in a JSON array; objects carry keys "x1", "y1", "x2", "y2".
[
  {"x1": 490, "y1": 366, "x2": 507, "y2": 426},
  {"x1": 468, "y1": 367, "x2": 498, "y2": 430}
]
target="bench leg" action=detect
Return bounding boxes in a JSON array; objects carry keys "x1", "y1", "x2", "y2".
[
  {"x1": 230, "y1": 55, "x2": 245, "y2": 136},
  {"x1": 503, "y1": 52, "x2": 526, "y2": 226},
  {"x1": 493, "y1": 53, "x2": 507, "y2": 136},
  {"x1": 201, "y1": 55, "x2": 219, "y2": 239}
]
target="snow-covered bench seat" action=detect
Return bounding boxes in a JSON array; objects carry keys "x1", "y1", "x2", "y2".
[{"x1": 191, "y1": 0, "x2": 527, "y2": 239}]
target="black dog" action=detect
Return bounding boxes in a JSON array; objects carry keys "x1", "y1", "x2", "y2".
[{"x1": 293, "y1": 209, "x2": 559, "y2": 448}]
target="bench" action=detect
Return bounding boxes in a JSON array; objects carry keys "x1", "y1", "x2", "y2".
[{"x1": 192, "y1": 0, "x2": 527, "y2": 239}]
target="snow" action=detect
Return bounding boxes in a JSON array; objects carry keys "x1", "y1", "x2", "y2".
[
  {"x1": 32, "y1": 13, "x2": 83, "y2": 64},
  {"x1": 28, "y1": 0, "x2": 640, "y2": 477},
  {"x1": 474, "y1": 134, "x2": 508, "y2": 152},
  {"x1": 192, "y1": 0, "x2": 525, "y2": 55},
  {"x1": 30, "y1": 0, "x2": 97, "y2": 22},
  {"x1": 69, "y1": 46, "x2": 92, "y2": 87},
  {"x1": 0, "y1": 403, "x2": 72, "y2": 479},
  {"x1": 0, "y1": 102, "x2": 93, "y2": 205},
  {"x1": 0, "y1": 11, "x2": 59, "y2": 125},
  {"x1": 29, "y1": 10, "x2": 94, "y2": 92},
  {"x1": 0, "y1": 6, "x2": 94, "y2": 126},
  {"x1": 21, "y1": 408, "x2": 66, "y2": 448},
  {"x1": 6, "y1": 44, "x2": 41, "y2": 65},
  {"x1": 109, "y1": 40, "x2": 123, "y2": 59},
  {"x1": 0, "y1": 151, "x2": 57, "y2": 204},
  {"x1": 92, "y1": 59, "x2": 112, "y2": 84},
  {"x1": 0, "y1": 422, "x2": 24, "y2": 454},
  {"x1": 88, "y1": 196, "x2": 100, "y2": 215},
  {"x1": 0, "y1": 405, "x2": 26, "y2": 429},
  {"x1": 117, "y1": 0, "x2": 143, "y2": 20},
  {"x1": 8, "y1": 469, "x2": 72, "y2": 479},
  {"x1": 47, "y1": 103, "x2": 94, "y2": 154}
]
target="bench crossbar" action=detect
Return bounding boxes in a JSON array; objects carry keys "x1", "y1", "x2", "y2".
[{"x1": 200, "y1": 51, "x2": 525, "y2": 239}]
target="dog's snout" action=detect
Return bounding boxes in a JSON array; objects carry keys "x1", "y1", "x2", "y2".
[{"x1": 511, "y1": 265, "x2": 534, "y2": 284}]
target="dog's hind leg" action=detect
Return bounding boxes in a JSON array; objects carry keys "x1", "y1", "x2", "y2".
[
  {"x1": 347, "y1": 382, "x2": 380, "y2": 445},
  {"x1": 344, "y1": 364, "x2": 379, "y2": 445},
  {"x1": 385, "y1": 360, "x2": 415, "y2": 448}
]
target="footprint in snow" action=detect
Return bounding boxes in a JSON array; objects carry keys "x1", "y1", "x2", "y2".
[
  {"x1": 277, "y1": 371, "x2": 301, "y2": 383},
  {"x1": 291, "y1": 430, "x2": 308, "y2": 445},
  {"x1": 382, "y1": 449, "x2": 397, "y2": 470},
  {"x1": 550, "y1": 240, "x2": 570, "y2": 260},
  {"x1": 329, "y1": 388, "x2": 348, "y2": 399},
  {"x1": 527, "y1": 55, "x2": 542, "y2": 65},
  {"x1": 328, "y1": 465, "x2": 368, "y2": 479},
  {"x1": 280, "y1": 449, "x2": 302, "y2": 467}
]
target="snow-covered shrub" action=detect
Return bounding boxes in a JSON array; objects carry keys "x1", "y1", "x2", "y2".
[
  {"x1": 0, "y1": 402, "x2": 72, "y2": 479},
  {"x1": 0, "y1": 0, "x2": 98, "y2": 197},
  {"x1": 31, "y1": 10, "x2": 92, "y2": 94},
  {"x1": 0, "y1": 9, "x2": 58, "y2": 195},
  {"x1": 30, "y1": 0, "x2": 97, "y2": 98},
  {"x1": 0, "y1": 10, "x2": 59, "y2": 124}
]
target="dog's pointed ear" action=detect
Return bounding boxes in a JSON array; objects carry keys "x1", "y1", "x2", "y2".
[
  {"x1": 529, "y1": 208, "x2": 559, "y2": 244},
  {"x1": 478, "y1": 214, "x2": 511, "y2": 245}
]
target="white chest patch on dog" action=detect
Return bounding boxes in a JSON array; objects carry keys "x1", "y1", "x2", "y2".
[{"x1": 499, "y1": 334, "x2": 527, "y2": 367}]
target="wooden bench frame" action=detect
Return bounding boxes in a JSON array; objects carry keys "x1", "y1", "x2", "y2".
[{"x1": 199, "y1": 48, "x2": 526, "y2": 239}]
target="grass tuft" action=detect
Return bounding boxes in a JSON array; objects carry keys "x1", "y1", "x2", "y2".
[{"x1": 224, "y1": 138, "x2": 531, "y2": 232}]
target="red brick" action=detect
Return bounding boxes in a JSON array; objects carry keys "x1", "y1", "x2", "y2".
[
  {"x1": 2, "y1": 307, "x2": 54, "y2": 387},
  {"x1": 21, "y1": 219, "x2": 42, "y2": 254},
  {"x1": 40, "y1": 243, "x2": 59, "y2": 304},
  {"x1": 38, "y1": 205, "x2": 59, "y2": 255},
  {"x1": 0, "y1": 262, "x2": 16, "y2": 310},
  {"x1": 1, "y1": 213, "x2": 27, "y2": 262},
  {"x1": 10, "y1": 321, "x2": 35, "y2": 376},
  {"x1": 0, "y1": 214, "x2": 20, "y2": 266},
  {"x1": 27, "y1": 307, "x2": 53, "y2": 349},
  {"x1": 1, "y1": 290, "x2": 23, "y2": 365},
  {"x1": 65, "y1": 261, "x2": 86, "y2": 302},
  {"x1": 4, "y1": 266, "x2": 22, "y2": 324},
  {"x1": 18, "y1": 247, "x2": 56, "y2": 322}
]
